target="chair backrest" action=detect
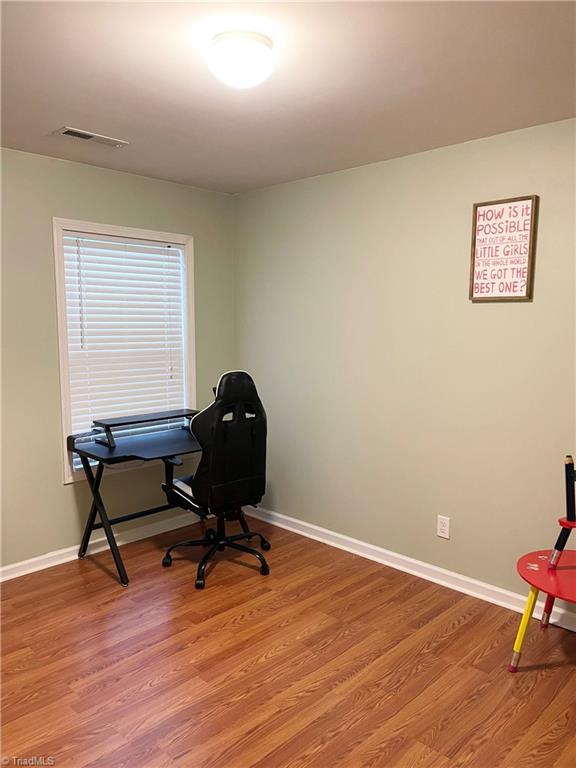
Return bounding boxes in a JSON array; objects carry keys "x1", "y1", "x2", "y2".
[
  {"x1": 565, "y1": 455, "x2": 575, "y2": 523},
  {"x1": 189, "y1": 371, "x2": 267, "y2": 510}
]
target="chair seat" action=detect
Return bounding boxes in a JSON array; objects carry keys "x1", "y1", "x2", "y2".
[
  {"x1": 162, "y1": 474, "x2": 207, "y2": 516},
  {"x1": 517, "y1": 549, "x2": 576, "y2": 603},
  {"x1": 173, "y1": 475, "x2": 194, "y2": 497}
]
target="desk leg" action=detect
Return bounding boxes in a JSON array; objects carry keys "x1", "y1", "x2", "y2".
[
  {"x1": 508, "y1": 586, "x2": 538, "y2": 672},
  {"x1": 79, "y1": 457, "x2": 129, "y2": 587},
  {"x1": 78, "y1": 462, "x2": 103, "y2": 559}
]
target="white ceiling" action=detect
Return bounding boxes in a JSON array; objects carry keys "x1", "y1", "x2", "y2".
[{"x1": 2, "y1": 2, "x2": 574, "y2": 194}]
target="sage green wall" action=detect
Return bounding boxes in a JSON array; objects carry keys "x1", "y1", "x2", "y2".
[
  {"x1": 1, "y1": 149, "x2": 236, "y2": 565},
  {"x1": 235, "y1": 120, "x2": 576, "y2": 594},
  {"x1": 3, "y1": 121, "x2": 575, "y2": 593}
]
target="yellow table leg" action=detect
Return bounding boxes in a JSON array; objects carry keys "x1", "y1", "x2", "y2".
[{"x1": 508, "y1": 585, "x2": 539, "y2": 672}]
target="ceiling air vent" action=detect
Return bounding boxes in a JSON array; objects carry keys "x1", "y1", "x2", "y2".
[{"x1": 56, "y1": 126, "x2": 128, "y2": 148}]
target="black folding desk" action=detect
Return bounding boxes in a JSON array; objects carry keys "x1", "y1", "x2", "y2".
[{"x1": 68, "y1": 409, "x2": 200, "y2": 586}]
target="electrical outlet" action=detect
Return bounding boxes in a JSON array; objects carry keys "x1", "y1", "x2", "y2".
[{"x1": 437, "y1": 515, "x2": 450, "y2": 539}]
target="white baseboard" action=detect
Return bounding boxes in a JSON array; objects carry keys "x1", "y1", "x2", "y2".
[
  {"x1": 246, "y1": 507, "x2": 576, "y2": 633},
  {"x1": 3, "y1": 504, "x2": 575, "y2": 634},
  {"x1": 0, "y1": 511, "x2": 194, "y2": 582}
]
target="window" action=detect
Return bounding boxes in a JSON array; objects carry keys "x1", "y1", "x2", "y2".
[{"x1": 54, "y1": 219, "x2": 195, "y2": 482}]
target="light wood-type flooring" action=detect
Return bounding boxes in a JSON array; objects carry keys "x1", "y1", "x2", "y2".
[{"x1": 2, "y1": 519, "x2": 576, "y2": 767}]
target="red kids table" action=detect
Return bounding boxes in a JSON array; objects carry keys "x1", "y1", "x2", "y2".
[
  {"x1": 508, "y1": 549, "x2": 576, "y2": 672},
  {"x1": 508, "y1": 455, "x2": 576, "y2": 673}
]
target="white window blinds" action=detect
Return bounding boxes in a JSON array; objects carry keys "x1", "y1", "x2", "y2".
[{"x1": 61, "y1": 229, "x2": 190, "y2": 468}]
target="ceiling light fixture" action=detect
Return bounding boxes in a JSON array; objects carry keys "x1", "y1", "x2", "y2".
[{"x1": 207, "y1": 30, "x2": 276, "y2": 89}]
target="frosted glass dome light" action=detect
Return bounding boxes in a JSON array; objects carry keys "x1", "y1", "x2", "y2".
[{"x1": 207, "y1": 31, "x2": 275, "y2": 89}]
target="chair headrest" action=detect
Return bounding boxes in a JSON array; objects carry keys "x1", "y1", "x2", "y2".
[{"x1": 215, "y1": 371, "x2": 260, "y2": 403}]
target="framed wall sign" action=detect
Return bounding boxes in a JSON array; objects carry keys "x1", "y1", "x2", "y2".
[{"x1": 469, "y1": 195, "x2": 539, "y2": 302}]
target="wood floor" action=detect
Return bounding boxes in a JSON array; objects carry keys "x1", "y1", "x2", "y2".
[{"x1": 2, "y1": 519, "x2": 576, "y2": 768}]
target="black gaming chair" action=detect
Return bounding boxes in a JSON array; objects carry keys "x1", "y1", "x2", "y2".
[{"x1": 161, "y1": 371, "x2": 270, "y2": 588}]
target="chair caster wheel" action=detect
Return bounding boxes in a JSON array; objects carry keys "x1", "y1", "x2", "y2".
[
  {"x1": 162, "y1": 554, "x2": 172, "y2": 568},
  {"x1": 260, "y1": 564, "x2": 270, "y2": 576},
  {"x1": 261, "y1": 540, "x2": 271, "y2": 551},
  {"x1": 195, "y1": 579, "x2": 205, "y2": 589},
  {"x1": 206, "y1": 528, "x2": 216, "y2": 540}
]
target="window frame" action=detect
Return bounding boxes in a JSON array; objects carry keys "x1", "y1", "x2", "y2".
[{"x1": 53, "y1": 217, "x2": 195, "y2": 484}]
